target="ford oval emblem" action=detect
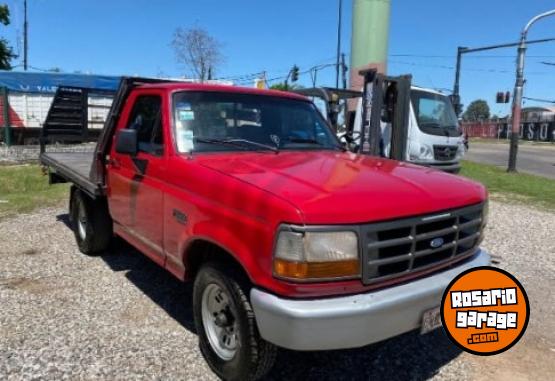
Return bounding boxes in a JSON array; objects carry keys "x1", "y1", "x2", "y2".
[{"x1": 430, "y1": 237, "x2": 445, "y2": 248}]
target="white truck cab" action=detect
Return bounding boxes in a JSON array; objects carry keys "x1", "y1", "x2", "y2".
[{"x1": 406, "y1": 86, "x2": 465, "y2": 173}]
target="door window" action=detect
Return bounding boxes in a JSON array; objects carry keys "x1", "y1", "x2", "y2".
[{"x1": 127, "y1": 95, "x2": 163, "y2": 155}]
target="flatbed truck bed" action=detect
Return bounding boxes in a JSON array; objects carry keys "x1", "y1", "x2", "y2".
[{"x1": 40, "y1": 151, "x2": 99, "y2": 197}]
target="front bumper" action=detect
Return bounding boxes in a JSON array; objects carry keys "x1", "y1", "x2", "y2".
[{"x1": 250, "y1": 249, "x2": 490, "y2": 351}]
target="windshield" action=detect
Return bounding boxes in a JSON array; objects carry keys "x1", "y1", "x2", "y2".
[
  {"x1": 172, "y1": 91, "x2": 342, "y2": 153},
  {"x1": 411, "y1": 90, "x2": 461, "y2": 137}
]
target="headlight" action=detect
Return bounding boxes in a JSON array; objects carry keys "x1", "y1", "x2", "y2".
[
  {"x1": 418, "y1": 144, "x2": 434, "y2": 160},
  {"x1": 274, "y1": 228, "x2": 359, "y2": 281},
  {"x1": 409, "y1": 142, "x2": 434, "y2": 161}
]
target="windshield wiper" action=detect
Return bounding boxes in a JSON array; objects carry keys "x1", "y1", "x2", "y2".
[
  {"x1": 194, "y1": 138, "x2": 279, "y2": 153},
  {"x1": 286, "y1": 137, "x2": 346, "y2": 151},
  {"x1": 419, "y1": 122, "x2": 443, "y2": 128},
  {"x1": 287, "y1": 137, "x2": 324, "y2": 145}
]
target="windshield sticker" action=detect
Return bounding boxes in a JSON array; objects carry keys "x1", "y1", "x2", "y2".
[
  {"x1": 177, "y1": 129, "x2": 194, "y2": 152},
  {"x1": 178, "y1": 110, "x2": 195, "y2": 121}
]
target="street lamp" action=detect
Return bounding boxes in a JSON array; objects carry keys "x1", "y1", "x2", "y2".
[{"x1": 508, "y1": 9, "x2": 555, "y2": 172}]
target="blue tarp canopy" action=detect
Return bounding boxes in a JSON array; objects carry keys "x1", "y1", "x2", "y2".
[{"x1": 0, "y1": 71, "x2": 121, "y2": 93}]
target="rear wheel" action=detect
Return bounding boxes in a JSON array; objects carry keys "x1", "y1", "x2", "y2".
[
  {"x1": 70, "y1": 188, "x2": 113, "y2": 255},
  {"x1": 193, "y1": 263, "x2": 276, "y2": 381}
]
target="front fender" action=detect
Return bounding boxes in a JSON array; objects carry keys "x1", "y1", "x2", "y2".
[{"x1": 179, "y1": 217, "x2": 274, "y2": 285}]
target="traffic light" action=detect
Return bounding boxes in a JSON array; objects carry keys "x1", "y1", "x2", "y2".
[
  {"x1": 496, "y1": 91, "x2": 511, "y2": 103},
  {"x1": 290, "y1": 65, "x2": 299, "y2": 82}
]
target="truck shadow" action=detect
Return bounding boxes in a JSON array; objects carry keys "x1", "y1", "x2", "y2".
[
  {"x1": 57, "y1": 212, "x2": 197, "y2": 332},
  {"x1": 264, "y1": 330, "x2": 462, "y2": 380},
  {"x1": 56, "y1": 213, "x2": 463, "y2": 380}
]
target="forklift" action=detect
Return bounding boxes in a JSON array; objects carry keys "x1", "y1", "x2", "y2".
[
  {"x1": 294, "y1": 69, "x2": 413, "y2": 162},
  {"x1": 292, "y1": 87, "x2": 362, "y2": 133}
]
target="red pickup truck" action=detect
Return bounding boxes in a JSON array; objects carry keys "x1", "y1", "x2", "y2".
[{"x1": 40, "y1": 78, "x2": 490, "y2": 381}]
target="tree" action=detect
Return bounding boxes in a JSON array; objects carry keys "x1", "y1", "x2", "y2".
[
  {"x1": 463, "y1": 99, "x2": 490, "y2": 121},
  {"x1": 0, "y1": 5, "x2": 16, "y2": 70},
  {"x1": 171, "y1": 27, "x2": 224, "y2": 82},
  {"x1": 269, "y1": 83, "x2": 302, "y2": 91}
]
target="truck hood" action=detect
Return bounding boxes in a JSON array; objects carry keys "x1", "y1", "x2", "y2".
[{"x1": 196, "y1": 151, "x2": 486, "y2": 224}]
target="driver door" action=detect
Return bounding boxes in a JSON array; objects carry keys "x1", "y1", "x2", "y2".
[{"x1": 107, "y1": 92, "x2": 166, "y2": 265}]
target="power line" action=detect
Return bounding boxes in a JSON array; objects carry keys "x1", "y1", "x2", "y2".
[
  {"x1": 389, "y1": 60, "x2": 551, "y2": 75},
  {"x1": 216, "y1": 55, "x2": 339, "y2": 84},
  {"x1": 523, "y1": 96, "x2": 555, "y2": 103},
  {"x1": 390, "y1": 54, "x2": 555, "y2": 59}
]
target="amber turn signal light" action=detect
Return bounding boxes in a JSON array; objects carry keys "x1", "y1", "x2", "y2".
[{"x1": 273, "y1": 258, "x2": 360, "y2": 280}]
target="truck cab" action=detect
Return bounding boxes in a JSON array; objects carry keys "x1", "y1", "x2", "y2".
[
  {"x1": 40, "y1": 78, "x2": 489, "y2": 381},
  {"x1": 406, "y1": 86, "x2": 465, "y2": 173}
]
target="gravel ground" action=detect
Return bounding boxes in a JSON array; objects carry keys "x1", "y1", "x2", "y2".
[{"x1": 0, "y1": 201, "x2": 553, "y2": 380}]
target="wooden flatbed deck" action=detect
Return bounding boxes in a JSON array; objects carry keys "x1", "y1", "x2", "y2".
[{"x1": 40, "y1": 152, "x2": 101, "y2": 197}]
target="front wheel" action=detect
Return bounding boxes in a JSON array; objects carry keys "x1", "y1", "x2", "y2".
[{"x1": 193, "y1": 263, "x2": 276, "y2": 381}]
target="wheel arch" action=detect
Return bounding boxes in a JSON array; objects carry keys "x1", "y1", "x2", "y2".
[{"x1": 182, "y1": 238, "x2": 253, "y2": 285}]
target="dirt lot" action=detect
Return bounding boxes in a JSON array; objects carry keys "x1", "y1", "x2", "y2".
[{"x1": 0, "y1": 201, "x2": 554, "y2": 380}]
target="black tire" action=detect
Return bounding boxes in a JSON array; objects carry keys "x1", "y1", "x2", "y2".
[
  {"x1": 70, "y1": 188, "x2": 113, "y2": 255},
  {"x1": 193, "y1": 263, "x2": 277, "y2": 381}
]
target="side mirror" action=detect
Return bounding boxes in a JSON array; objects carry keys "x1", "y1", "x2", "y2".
[{"x1": 115, "y1": 129, "x2": 138, "y2": 155}]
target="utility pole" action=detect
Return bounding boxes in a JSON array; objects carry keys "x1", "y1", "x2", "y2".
[
  {"x1": 335, "y1": 0, "x2": 342, "y2": 88},
  {"x1": 452, "y1": 47, "x2": 465, "y2": 115},
  {"x1": 341, "y1": 53, "x2": 347, "y2": 89},
  {"x1": 23, "y1": 0, "x2": 28, "y2": 71},
  {"x1": 508, "y1": 9, "x2": 555, "y2": 172}
]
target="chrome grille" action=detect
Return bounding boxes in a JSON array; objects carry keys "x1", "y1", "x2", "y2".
[
  {"x1": 361, "y1": 203, "x2": 484, "y2": 284},
  {"x1": 433, "y1": 145, "x2": 458, "y2": 161}
]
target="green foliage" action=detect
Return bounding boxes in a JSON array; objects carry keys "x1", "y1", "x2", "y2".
[
  {"x1": 460, "y1": 160, "x2": 555, "y2": 209},
  {"x1": 0, "y1": 165, "x2": 70, "y2": 219},
  {"x1": 0, "y1": 4, "x2": 16, "y2": 70},
  {"x1": 269, "y1": 83, "x2": 302, "y2": 91},
  {"x1": 0, "y1": 4, "x2": 10, "y2": 25},
  {"x1": 463, "y1": 99, "x2": 490, "y2": 121}
]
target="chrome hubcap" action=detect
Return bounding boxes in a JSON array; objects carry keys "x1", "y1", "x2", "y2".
[
  {"x1": 201, "y1": 283, "x2": 239, "y2": 360},
  {"x1": 77, "y1": 203, "x2": 87, "y2": 240}
]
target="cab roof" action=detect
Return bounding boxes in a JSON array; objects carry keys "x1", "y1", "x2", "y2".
[{"x1": 137, "y1": 82, "x2": 309, "y2": 102}]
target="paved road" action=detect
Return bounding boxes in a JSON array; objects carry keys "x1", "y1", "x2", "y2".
[{"x1": 464, "y1": 142, "x2": 555, "y2": 179}]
